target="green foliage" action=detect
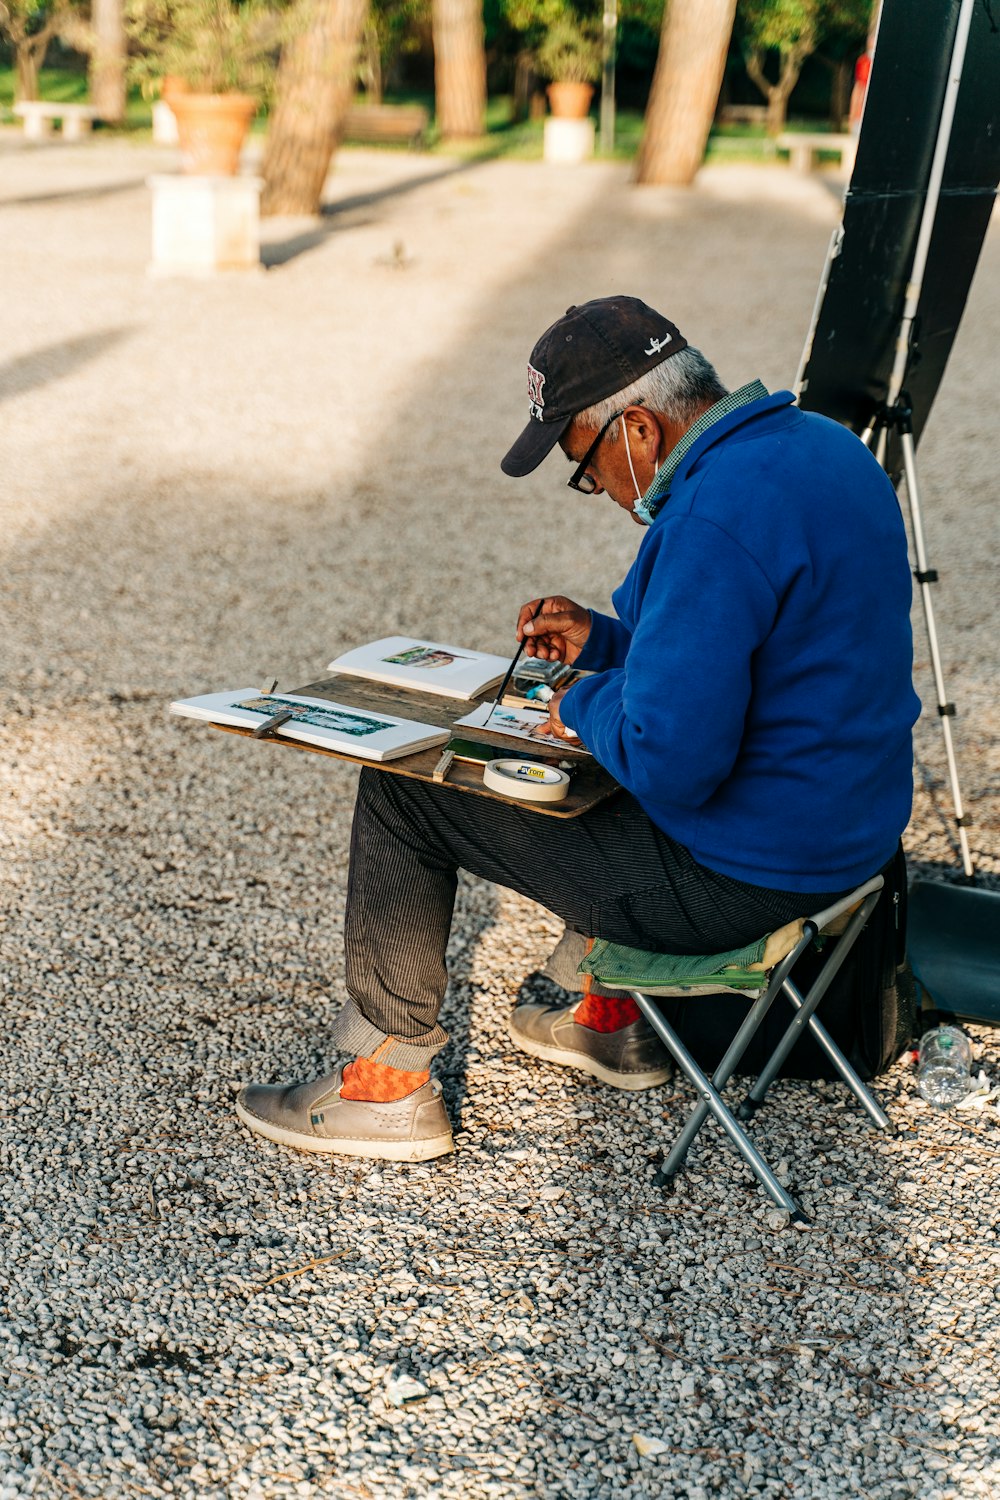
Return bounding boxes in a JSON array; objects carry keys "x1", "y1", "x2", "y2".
[
  {"x1": 124, "y1": 0, "x2": 283, "y2": 97},
  {"x1": 362, "y1": 0, "x2": 428, "y2": 95},
  {"x1": 0, "y1": 0, "x2": 49, "y2": 40},
  {"x1": 502, "y1": 1, "x2": 605, "y2": 84},
  {"x1": 0, "y1": 0, "x2": 85, "y2": 51},
  {"x1": 535, "y1": 9, "x2": 601, "y2": 82},
  {"x1": 502, "y1": 0, "x2": 565, "y2": 46},
  {"x1": 618, "y1": 0, "x2": 663, "y2": 30},
  {"x1": 739, "y1": 0, "x2": 818, "y2": 55},
  {"x1": 738, "y1": 0, "x2": 870, "y2": 64},
  {"x1": 815, "y1": 0, "x2": 870, "y2": 56}
]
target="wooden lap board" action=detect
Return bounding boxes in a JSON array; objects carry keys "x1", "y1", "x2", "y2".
[{"x1": 212, "y1": 674, "x2": 619, "y2": 818}]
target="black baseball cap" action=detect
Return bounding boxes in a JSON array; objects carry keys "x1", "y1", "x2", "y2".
[{"x1": 501, "y1": 295, "x2": 687, "y2": 477}]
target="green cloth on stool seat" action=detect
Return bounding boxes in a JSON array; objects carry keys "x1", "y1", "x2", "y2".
[{"x1": 580, "y1": 935, "x2": 770, "y2": 996}]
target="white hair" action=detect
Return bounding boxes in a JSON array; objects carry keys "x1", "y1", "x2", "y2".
[{"x1": 575, "y1": 346, "x2": 727, "y2": 441}]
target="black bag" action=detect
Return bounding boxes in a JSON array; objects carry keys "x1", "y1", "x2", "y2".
[{"x1": 656, "y1": 844, "x2": 914, "y2": 1081}]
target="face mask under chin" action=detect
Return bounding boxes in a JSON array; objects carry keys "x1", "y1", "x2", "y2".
[{"x1": 624, "y1": 423, "x2": 659, "y2": 526}]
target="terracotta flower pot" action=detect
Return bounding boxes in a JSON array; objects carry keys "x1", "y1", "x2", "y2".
[
  {"x1": 547, "y1": 82, "x2": 594, "y2": 120},
  {"x1": 169, "y1": 92, "x2": 257, "y2": 176},
  {"x1": 161, "y1": 75, "x2": 190, "y2": 104}
]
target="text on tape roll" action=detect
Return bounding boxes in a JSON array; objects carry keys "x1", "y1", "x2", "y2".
[{"x1": 483, "y1": 758, "x2": 570, "y2": 803}]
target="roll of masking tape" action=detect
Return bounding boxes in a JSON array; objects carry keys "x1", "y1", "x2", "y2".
[{"x1": 483, "y1": 758, "x2": 571, "y2": 804}]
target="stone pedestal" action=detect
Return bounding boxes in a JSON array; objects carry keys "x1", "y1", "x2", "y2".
[
  {"x1": 147, "y1": 174, "x2": 263, "y2": 276},
  {"x1": 543, "y1": 116, "x2": 595, "y2": 165},
  {"x1": 152, "y1": 100, "x2": 179, "y2": 146}
]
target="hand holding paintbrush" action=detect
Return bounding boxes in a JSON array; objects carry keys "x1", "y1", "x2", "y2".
[
  {"x1": 515, "y1": 594, "x2": 593, "y2": 665},
  {"x1": 485, "y1": 595, "x2": 592, "y2": 732}
]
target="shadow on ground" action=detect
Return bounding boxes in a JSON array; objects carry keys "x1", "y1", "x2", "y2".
[{"x1": 0, "y1": 327, "x2": 133, "y2": 403}]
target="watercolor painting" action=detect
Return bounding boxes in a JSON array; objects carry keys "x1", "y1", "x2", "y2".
[
  {"x1": 234, "y1": 697, "x2": 395, "y2": 738},
  {"x1": 382, "y1": 646, "x2": 473, "y2": 671},
  {"x1": 454, "y1": 701, "x2": 570, "y2": 746}
]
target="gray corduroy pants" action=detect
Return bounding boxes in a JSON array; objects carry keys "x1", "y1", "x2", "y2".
[{"x1": 331, "y1": 768, "x2": 848, "y2": 1070}]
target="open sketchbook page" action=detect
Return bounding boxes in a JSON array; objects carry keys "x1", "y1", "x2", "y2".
[
  {"x1": 170, "y1": 690, "x2": 449, "y2": 763},
  {"x1": 454, "y1": 701, "x2": 590, "y2": 754},
  {"x1": 327, "y1": 637, "x2": 511, "y2": 701}
]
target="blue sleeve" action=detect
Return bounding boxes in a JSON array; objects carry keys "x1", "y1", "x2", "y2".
[
  {"x1": 559, "y1": 517, "x2": 777, "y2": 808},
  {"x1": 573, "y1": 609, "x2": 631, "y2": 672}
]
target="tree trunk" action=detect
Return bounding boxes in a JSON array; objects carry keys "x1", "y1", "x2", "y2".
[
  {"x1": 90, "y1": 0, "x2": 126, "y2": 123},
  {"x1": 635, "y1": 0, "x2": 737, "y2": 186},
  {"x1": 432, "y1": 0, "x2": 485, "y2": 140},
  {"x1": 15, "y1": 44, "x2": 40, "y2": 102},
  {"x1": 829, "y1": 57, "x2": 851, "y2": 130},
  {"x1": 746, "y1": 34, "x2": 815, "y2": 138},
  {"x1": 14, "y1": 16, "x2": 62, "y2": 103},
  {"x1": 261, "y1": 0, "x2": 369, "y2": 217},
  {"x1": 512, "y1": 47, "x2": 534, "y2": 122},
  {"x1": 765, "y1": 85, "x2": 788, "y2": 136}
]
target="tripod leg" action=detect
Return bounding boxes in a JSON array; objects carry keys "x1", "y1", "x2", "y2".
[{"x1": 899, "y1": 427, "x2": 974, "y2": 878}]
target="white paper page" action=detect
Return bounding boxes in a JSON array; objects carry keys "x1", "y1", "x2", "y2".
[
  {"x1": 170, "y1": 691, "x2": 448, "y2": 761},
  {"x1": 327, "y1": 637, "x2": 510, "y2": 700},
  {"x1": 454, "y1": 700, "x2": 587, "y2": 752}
]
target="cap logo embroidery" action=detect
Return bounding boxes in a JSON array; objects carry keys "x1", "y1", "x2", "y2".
[
  {"x1": 526, "y1": 363, "x2": 546, "y2": 420},
  {"x1": 644, "y1": 334, "x2": 672, "y2": 356}
]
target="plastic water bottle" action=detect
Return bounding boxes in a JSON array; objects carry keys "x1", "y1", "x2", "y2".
[{"x1": 918, "y1": 1025, "x2": 973, "y2": 1109}]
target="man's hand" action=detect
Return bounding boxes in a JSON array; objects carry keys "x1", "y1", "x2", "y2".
[
  {"x1": 516, "y1": 596, "x2": 591, "y2": 664},
  {"x1": 542, "y1": 686, "x2": 579, "y2": 742}
]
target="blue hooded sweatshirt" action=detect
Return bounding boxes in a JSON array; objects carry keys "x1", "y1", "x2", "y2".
[{"x1": 559, "y1": 390, "x2": 921, "y2": 893}]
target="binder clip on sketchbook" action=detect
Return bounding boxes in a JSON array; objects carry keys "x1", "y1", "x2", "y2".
[{"x1": 252, "y1": 680, "x2": 293, "y2": 739}]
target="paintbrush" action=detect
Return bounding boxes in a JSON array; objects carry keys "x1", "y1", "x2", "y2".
[{"x1": 484, "y1": 599, "x2": 544, "y2": 728}]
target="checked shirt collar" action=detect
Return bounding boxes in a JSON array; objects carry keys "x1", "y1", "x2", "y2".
[{"x1": 634, "y1": 379, "x2": 770, "y2": 527}]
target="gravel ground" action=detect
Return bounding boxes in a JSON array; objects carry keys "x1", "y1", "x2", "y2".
[{"x1": 1, "y1": 135, "x2": 998, "y2": 1500}]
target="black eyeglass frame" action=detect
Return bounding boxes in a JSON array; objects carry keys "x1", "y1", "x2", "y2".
[{"x1": 566, "y1": 407, "x2": 632, "y2": 493}]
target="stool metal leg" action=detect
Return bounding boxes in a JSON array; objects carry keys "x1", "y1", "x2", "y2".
[
  {"x1": 737, "y1": 892, "x2": 881, "y2": 1116},
  {"x1": 783, "y1": 994, "x2": 894, "y2": 1132},
  {"x1": 637, "y1": 932, "x2": 812, "y2": 1177},
  {"x1": 632, "y1": 996, "x2": 805, "y2": 1219}
]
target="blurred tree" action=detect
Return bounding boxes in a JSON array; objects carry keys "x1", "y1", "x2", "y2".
[
  {"x1": 635, "y1": 0, "x2": 736, "y2": 185},
  {"x1": 432, "y1": 0, "x2": 485, "y2": 137},
  {"x1": 740, "y1": 0, "x2": 871, "y2": 136},
  {"x1": 740, "y1": 0, "x2": 816, "y2": 136},
  {"x1": 741, "y1": 0, "x2": 817, "y2": 135},
  {"x1": 261, "y1": 0, "x2": 368, "y2": 214},
  {"x1": 0, "y1": 0, "x2": 83, "y2": 99},
  {"x1": 89, "y1": 0, "x2": 126, "y2": 119},
  {"x1": 358, "y1": 0, "x2": 427, "y2": 101}
]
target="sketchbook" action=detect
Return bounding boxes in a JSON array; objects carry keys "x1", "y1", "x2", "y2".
[
  {"x1": 327, "y1": 637, "x2": 511, "y2": 702},
  {"x1": 170, "y1": 690, "x2": 450, "y2": 763},
  {"x1": 454, "y1": 700, "x2": 590, "y2": 754}
]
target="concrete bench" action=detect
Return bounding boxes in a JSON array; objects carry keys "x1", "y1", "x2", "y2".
[
  {"x1": 777, "y1": 131, "x2": 857, "y2": 175},
  {"x1": 343, "y1": 103, "x2": 429, "y2": 148},
  {"x1": 14, "y1": 101, "x2": 99, "y2": 142}
]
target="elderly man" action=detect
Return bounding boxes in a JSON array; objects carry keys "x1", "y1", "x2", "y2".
[{"x1": 237, "y1": 295, "x2": 919, "y2": 1161}]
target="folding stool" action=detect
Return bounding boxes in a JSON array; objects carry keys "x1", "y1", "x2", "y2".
[{"x1": 582, "y1": 874, "x2": 893, "y2": 1222}]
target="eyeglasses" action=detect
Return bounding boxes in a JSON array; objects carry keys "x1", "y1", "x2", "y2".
[{"x1": 566, "y1": 409, "x2": 627, "y2": 493}]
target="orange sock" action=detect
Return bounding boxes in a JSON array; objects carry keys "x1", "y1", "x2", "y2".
[
  {"x1": 340, "y1": 1056, "x2": 430, "y2": 1102},
  {"x1": 575, "y1": 987, "x2": 641, "y2": 1032},
  {"x1": 574, "y1": 944, "x2": 641, "y2": 1032}
]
